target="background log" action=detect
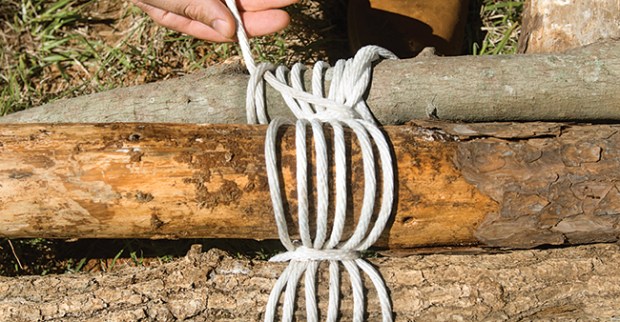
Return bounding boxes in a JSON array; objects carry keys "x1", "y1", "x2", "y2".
[
  {"x1": 1, "y1": 41, "x2": 619, "y2": 124},
  {"x1": 0, "y1": 244, "x2": 618, "y2": 321},
  {"x1": 519, "y1": 0, "x2": 620, "y2": 53},
  {"x1": 1, "y1": 121, "x2": 619, "y2": 249}
]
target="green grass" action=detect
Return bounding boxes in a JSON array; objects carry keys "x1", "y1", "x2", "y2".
[
  {"x1": 474, "y1": 0, "x2": 524, "y2": 55},
  {"x1": 0, "y1": 0, "x2": 86, "y2": 114},
  {"x1": 0, "y1": 0, "x2": 284, "y2": 116}
]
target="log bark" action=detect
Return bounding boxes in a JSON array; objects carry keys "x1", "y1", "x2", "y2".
[
  {"x1": 1, "y1": 41, "x2": 620, "y2": 124},
  {"x1": 519, "y1": 0, "x2": 620, "y2": 53},
  {"x1": 0, "y1": 244, "x2": 618, "y2": 321},
  {"x1": 1, "y1": 121, "x2": 619, "y2": 249}
]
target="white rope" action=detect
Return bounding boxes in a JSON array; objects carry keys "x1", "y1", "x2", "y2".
[{"x1": 224, "y1": 0, "x2": 398, "y2": 320}]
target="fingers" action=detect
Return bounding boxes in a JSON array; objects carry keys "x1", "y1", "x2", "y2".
[
  {"x1": 134, "y1": 5, "x2": 291, "y2": 42},
  {"x1": 132, "y1": 0, "x2": 295, "y2": 42},
  {"x1": 133, "y1": 0, "x2": 236, "y2": 38},
  {"x1": 135, "y1": 3, "x2": 234, "y2": 42},
  {"x1": 237, "y1": 0, "x2": 299, "y2": 12},
  {"x1": 242, "y1": 9, "x2": 291, "y2": 37}
]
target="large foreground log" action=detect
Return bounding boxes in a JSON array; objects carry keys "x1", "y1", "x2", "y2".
[
  {"x1": 1, "y1": 121, "x2": 619, "y2": 249},
  {"x1": 1, "y1": 41, "x2": 619, "y2": 124},
  {"x1": 0, "y1": 244, "x2": 618, "y2": 321}
]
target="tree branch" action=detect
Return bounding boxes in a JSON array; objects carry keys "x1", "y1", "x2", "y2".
[{"x1": 2, "y1": 41, "x2": 619, "y2": 124}]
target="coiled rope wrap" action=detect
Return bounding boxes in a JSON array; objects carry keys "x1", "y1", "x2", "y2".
[{"x1": 225, "y1": 0, "x2": 397, "y2": 321}]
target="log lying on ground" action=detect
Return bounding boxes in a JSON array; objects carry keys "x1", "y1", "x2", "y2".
[
  {"x1": 1, "y1": 41, "x2": 619, "y2": 124},
  {"x1": 1, "y1": 121, "x2": 619, "y2": 249},
  {"x1": 0, "y1": 244, "x2": 619, "y2": 321}
]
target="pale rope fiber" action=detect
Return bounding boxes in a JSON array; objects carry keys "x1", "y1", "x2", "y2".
[{"x1": 224, "y1": 0, "x2": 397, "y2": 321}]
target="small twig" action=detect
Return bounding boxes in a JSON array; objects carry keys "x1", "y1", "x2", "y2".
[{"x1": 7, "y1": 240, "x2": 24, "y2": 270}]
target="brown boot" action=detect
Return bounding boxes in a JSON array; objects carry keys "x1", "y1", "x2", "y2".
[{"x1": 348, "y1": 0, "x2": 469, "y2": 58}]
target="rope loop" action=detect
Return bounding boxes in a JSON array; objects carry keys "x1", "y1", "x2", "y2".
[{"x1": 224, "y1": 0, "x2": 397, "y2": 321}]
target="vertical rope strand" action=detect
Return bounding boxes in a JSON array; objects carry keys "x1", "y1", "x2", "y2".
[
  {"x1": 296, "y1": 119, "x2": 312, "y2": 247},
  {"x1": 304, "y1": 261, "x2": 319, "y2": 322},
  {"x1": 325, "y1": 121, "x2": 347, "y2": 249},
  {"x1": 326, "y1": 261, "x2": 341, "y2": 322},
  {"x1": 311, "y1": 119, "x2": 329, "y2": 249}
]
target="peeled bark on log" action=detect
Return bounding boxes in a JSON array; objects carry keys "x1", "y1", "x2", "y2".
[
  {"x1": 1, "y1": 121, "x2": 619, "y2": 249},
  {"x1": 0, "y1": 244, "x2": 618, "y2": 321},
  {"x1": 519, "y1": 0, "x2": 620, "y2": 53},
  {"x1": 1, "y1": 41, "x2": 620, "y2": 124}
]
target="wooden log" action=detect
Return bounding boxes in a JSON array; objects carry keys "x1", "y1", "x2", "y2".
[
  {"x1": 1, "y1": 41, "x2": 620, "y2": 124},
  {"x1": 1, "y1": 121, "x2": 619, "y2": 249},
  {"x1": 519, "y1": 0, "x2": 620, "y2": 53},
  {"x1": 0, "y1": 244, "x2": 619, "y2": 321}
]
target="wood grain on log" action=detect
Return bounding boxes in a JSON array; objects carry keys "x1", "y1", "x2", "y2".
[
  {"x1": 1, "y1": 121, "x2": 619, "y2": 249},
  {"x1": 519, "y1": 0, "x2": 620, "y2": 53},
  {"x1": 0, "y1": 244, "x2": 618, "y2": 321},
  {"x1": 1, "y1": 41, "x2": 619, "y2": 124}
]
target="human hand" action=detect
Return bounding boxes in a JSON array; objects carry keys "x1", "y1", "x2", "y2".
[{"x1": 132, "y1": 0, "x2": 298, "y2": 42}]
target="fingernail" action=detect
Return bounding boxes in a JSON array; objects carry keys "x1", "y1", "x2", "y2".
[{"x1": 212, "y1": 19, "x2": 234, "y2": 39}]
